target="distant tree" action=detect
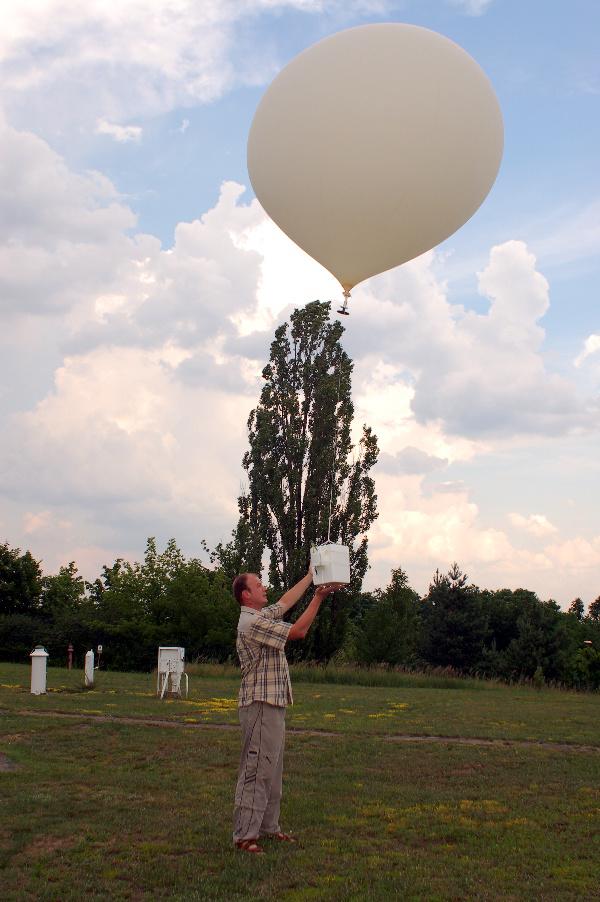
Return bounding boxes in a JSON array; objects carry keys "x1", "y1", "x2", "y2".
[
  {"x1": 40, "y1": 562, "x2": 86, "y2": 621},
  {"x1": 87, "y1": 538, "x2": 238, "y2": 669},
  {"x1": 501, "y1": 596, "x2": 574, "y2": 683},
  {"x1": 202, "y1": 516, "x2": 256, "y2": 586},
  {"x1": 346, "y1": 590, "x2": 378, "y2": 628},
  {"x1": 480, "y1": 588, "x2": 538, "y2": 652},
  {"x1": 568, "y1": 597, "x2": 585, "y2": 621},
  {"x1": 39, "y1": 562, "x2": 91, "y2": 665},
  {"x1": 0, "y1": 543, "x2": 42, "y2": 616},
  {"x1": 571, "y1": 644, "x2": 600, "y2": 691},
  {"x1": 421, "y1": 563, "x2": 488, "y2": 672},
  {"x1": 0, "y1": 542, "x2": 46, "y2": 661},
  {"x1": 588, "y1": 596, "x2": 600, "y2": 622},
  {"x1": 0, "y1": 613, "x2": 43, "y2": 662},
  {"x1": 356, "y1": 567, "x2": 421, "y2": 666}
]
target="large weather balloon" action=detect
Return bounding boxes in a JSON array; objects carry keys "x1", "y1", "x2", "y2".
[{"x1": 247, "y1": 23, "x2": 503, "y2": 309}]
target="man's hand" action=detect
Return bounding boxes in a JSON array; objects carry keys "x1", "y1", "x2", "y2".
[{"x1": 314, "y1": 582, "x2": 344, "y2": 600}]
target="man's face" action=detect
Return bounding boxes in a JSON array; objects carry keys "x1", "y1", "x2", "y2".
[{"x1": 243, "y1": 574, "x2": 268, "y2": 608}]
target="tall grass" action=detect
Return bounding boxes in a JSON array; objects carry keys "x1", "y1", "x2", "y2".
[
  {"x1": 186, "y1": 660, "x2": 496, "y2": 690},
  {"x1": 289, "y1": 663, "x2": 497, "y2": 690}
]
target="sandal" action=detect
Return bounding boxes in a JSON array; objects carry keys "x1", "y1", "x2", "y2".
[
  {"x1": 262, "y1": 831, "x2": 297, "y2": 843},
  {"x1": 235, "y1": 838, "x2": 265, "y2": 855}
]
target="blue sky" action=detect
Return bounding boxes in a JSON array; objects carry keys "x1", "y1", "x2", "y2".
[{"x1": 1, "y1": 0, "x2": 599, "y2": 605}]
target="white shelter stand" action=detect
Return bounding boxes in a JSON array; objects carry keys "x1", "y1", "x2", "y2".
[
  {"x1": 84, "y1": 650, "x2": 94, "y2": 687},
  {"x1": 157, "y1": 647, "x2": 188, "y2": 699},
  {"x1": 30, "y1": 646, "x2": 49, "y2": 695}
]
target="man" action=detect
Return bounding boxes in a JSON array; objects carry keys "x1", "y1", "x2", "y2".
[{"x1": 231, "y1": 568, "x2": 339, "y2": 855}]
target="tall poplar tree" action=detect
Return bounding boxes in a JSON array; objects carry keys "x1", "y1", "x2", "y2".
[{"x1": 227, "y1": 301, "x2": 378, "y2": 657}]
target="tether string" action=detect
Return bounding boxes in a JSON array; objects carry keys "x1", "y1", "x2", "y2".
[{"x1": 327, "y1": 360, "x2": 344, "y2": 543}]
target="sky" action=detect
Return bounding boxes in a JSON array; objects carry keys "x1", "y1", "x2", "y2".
[{"x1": 1, "y1": 0, "x2": 599, "y2": 607}]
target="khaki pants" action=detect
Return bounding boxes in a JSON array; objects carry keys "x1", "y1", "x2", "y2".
[{"x1": 233, "y1": 701, "x2": 285, "y2": 843}]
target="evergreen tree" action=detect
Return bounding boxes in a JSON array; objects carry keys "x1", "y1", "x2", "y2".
[
  {"x1": 571, "y1": 644, "x2": 600, "y2": 690},
  {"x1": 501, "y1": 596, "x2": 573, "y2": 683},
  {"x1": 356, "y1": 567, "x2": 421, "y2": 665},
  {"x1": 588, "y1": 596, "x2": 600, "y2": 621},
  {"x1": 568, "y1": 597, "x2": 585, "y2": 621},
  {"x1": 421, "y1": 563, "x2": 488, "y2": 672}
]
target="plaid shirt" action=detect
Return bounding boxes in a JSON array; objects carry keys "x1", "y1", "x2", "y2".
[{"x1": 236, "y1": 602, "x2": 293, "y2": 707}]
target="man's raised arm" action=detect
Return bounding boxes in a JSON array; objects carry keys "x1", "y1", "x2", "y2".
[
  {"x1": 287, "y1": 583, "x2": 342, "y2": 641},
  {"x1": 277, "y1": 569, "x2": 313, "y2": 613}
]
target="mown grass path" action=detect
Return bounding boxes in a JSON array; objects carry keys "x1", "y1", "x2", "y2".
[
  {"x1": 6, "y1": 707, "x2": 600, "y2": 755},
  {"x1": 2, "y1": 663, "x2": 599, "y2": 900}
]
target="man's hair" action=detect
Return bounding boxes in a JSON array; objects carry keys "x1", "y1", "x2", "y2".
[{"x1": 232, "y1": 573, "x2": 252, "y2": 605}]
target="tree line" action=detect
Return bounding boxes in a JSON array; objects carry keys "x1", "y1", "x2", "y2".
[{"x1": 1, "y1": 538, "x2": 599, "y2": 689}]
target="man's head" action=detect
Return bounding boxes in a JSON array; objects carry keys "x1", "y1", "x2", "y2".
[{"x1": 232, "y1": 572, "x2": 268, "y2": 610}]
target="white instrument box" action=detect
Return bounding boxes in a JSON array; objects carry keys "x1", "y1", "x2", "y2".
[{"x1": 310, "y1": 543, "x2": 350, "y2": 585}]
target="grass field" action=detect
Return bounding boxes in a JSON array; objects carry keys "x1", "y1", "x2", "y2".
[{"x1": 1, "y1": 662, "x2": 599, "y2": 900}]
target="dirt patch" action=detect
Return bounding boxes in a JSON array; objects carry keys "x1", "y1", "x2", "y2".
[
  {"x1": 20, "y1": 835, "x2": 77, "y2": 859},
  {"x1": 448, "y1": 763, "x2": 486, "y2": 776},
  {"x1": 384, "y1": 733, "x2": 600, "y2": 754},
  {"x1": 0, "y1": 753, "x2": 18, "y2": 771}
]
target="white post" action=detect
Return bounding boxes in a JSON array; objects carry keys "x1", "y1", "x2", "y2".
[
  {"x1": 84, "y1": 649, "x2": 95, "y2": 687},
  {"x1": 30, "y1": 646, "x2": 49, "y2": 695}
]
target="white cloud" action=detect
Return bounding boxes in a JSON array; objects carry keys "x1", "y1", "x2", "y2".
[
  {"x1": 2, "y1": 345, "x2": 250, "y2": 534},
  {"x1": 377, "y1": 446, "x2": 448, "y2": 476},
  {"x1": 0, "y1": 118, "x2": 137, "y2": 317},
  {"x1": 232, "y1": 210, "x2": 340, "y2": 334},
  {"x1": 373, "y1": 476, "x2": 513, "y2": 566},
  {"x1": 367, "y1": 473, "x2": 523, "y2": 597},
  {"x1": 0, "y1": 0, "x2": 393, "y2": 131},
  {"x1": 0, "y1": 1, "x2": 235, "y2": 120},
  {"x1": 409, "y1": 241, "x2": 591, "y2": 437},
  {"x1": 448, "y1": 0, "x2": 494, "y2": 15},
  {"x1": 0, "y1": 120, "x2": 267, "y2": 346},
  {"x1": 341, "y1": 241, "x2": 594, "y2": 440},
  {"x1": 545, "y1": 536, "x2": 600, "y2": 571},
  {"x1": 509, "y1": 513, "x2": 558, "y2": 537},
  {"x1": 368, "y1": 474, "x2": 600, "y2": 603},
  {"x1": 0, "y1": 117, "x2": 133, "y2": 246},
  {"x1": 352, "y1": 359, "x2": 485, "y2": 462},
  {"x1": 23, "y1": 510, "x2": 57, "y2": 534},
  {"x1": 574, "y1": 334, "x2": 600, "y2": 368},
  {"x1": 95, "y1": 119, "x2": 142, "y2": 143}
]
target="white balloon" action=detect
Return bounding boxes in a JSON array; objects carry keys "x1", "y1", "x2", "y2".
[{"x1": 248, "y1": 24, "x2": 503, "y2": 294}]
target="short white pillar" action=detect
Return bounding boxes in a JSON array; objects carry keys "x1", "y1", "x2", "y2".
[
  {"x1": 30, "y1": 646, "x2": 49, "y2": 695},
  {"x1": 84, "y1": 649, "x2": 94, "y2": 687}
]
